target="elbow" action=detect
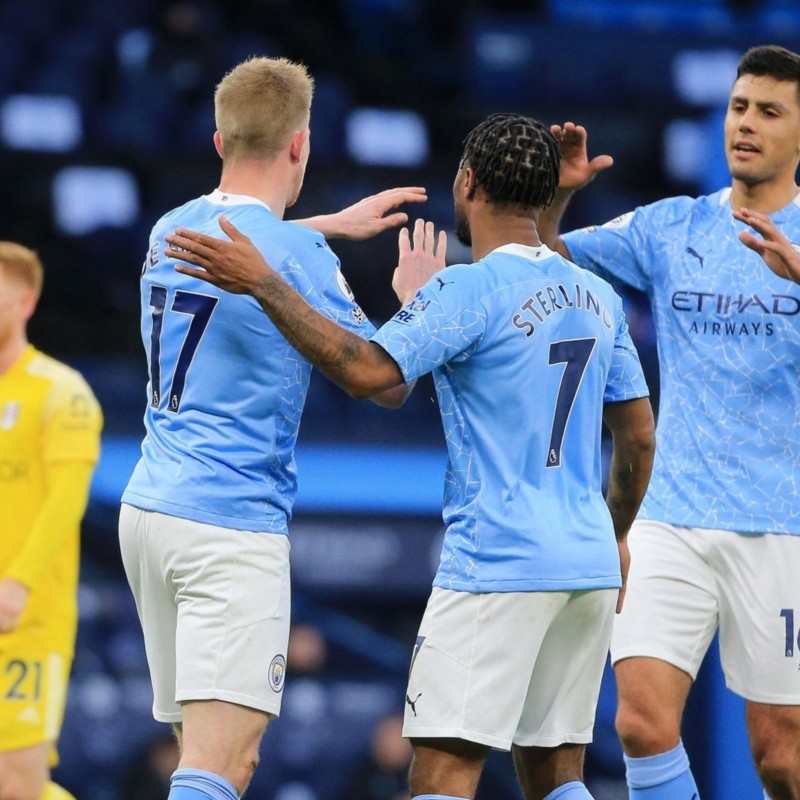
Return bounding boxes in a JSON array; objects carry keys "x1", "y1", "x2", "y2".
[
  {"x1": 370, "y1": 385, "x2": 409, "y2": 409},
  {"x1": 347, "y1": 379, "x2": 380, "y2": 401},
  {"x1": 631, "y1": 427, "x2": 656, "y2": 471}
]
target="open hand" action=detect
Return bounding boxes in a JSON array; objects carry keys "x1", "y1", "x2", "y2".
[
  {"x1": 393, "y1": 219, "x2": 447, "y2": 305},
  {"x1": 166, "y1": 216, "x2": 273, "y2": 294},
  {"x1": 550, "y1": 122, "x2": 614, "y2": 193},
  {"x1": 320, "y1": 187, "x2": 428, "y2": 241},
  {"x1": 734, "y1": 207, "x2": 800, "y2": 283}
]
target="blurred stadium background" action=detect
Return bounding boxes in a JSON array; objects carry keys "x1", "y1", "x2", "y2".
[{"x1": 2, "y1": 0, "x2": 795, "y2": 797}]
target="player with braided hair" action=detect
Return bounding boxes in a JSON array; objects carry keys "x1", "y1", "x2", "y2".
[
  {"x1": 162, "y1": 112, "x2": 655, "y2": 800},
  {"x1": 458, "y1": 112, "x2": 561, "y2": 209}
]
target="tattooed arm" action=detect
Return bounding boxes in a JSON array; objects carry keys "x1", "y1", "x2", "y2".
[
  {"x1": 602, "y1": 397, "x2": 656, "y2": 613},
  {"x1": 165, "y1": 216, "x2": 416, "y2": 403},
  {"x1": 241, "y1": 269, "x2": 404, "y2": 400}
]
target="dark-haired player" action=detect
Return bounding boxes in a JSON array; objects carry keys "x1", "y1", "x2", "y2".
[
  {"x1": 540, "y1": 44, "x2": 800, "y2": 800},
  {"x1": 162, "y1": 113, "x2": 656, "y2": 800}
]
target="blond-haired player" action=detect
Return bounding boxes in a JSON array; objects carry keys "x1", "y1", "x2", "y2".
[
  {"x1": 0, "y1": 242, "x2": 102, "y2": 800},
  {"x1": 119, "y1": 56, "x2": 424, "y2": 800}
]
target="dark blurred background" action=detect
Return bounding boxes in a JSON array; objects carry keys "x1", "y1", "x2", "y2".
[{"x1": 2, "y1": 0, "x2": 795, "y2": 797}]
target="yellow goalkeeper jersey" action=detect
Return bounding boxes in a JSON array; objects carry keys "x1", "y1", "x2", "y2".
[{"x1": 0, "y1": 345, "x2": 102, "y2": 654}]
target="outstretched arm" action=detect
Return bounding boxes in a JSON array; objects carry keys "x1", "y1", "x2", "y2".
[
  {"x1": 296, "y1": 187, "x2": 427, "y2": 241},
  {"x1": 733, "y1": 207, "x2": 800, "y2": 284},
  {"x1": 539, "y1": 122, "x2": 614, "y2": 258},
  {"x1": 602, "y1": 397, "x2": 655, "y2": 614},
  {"x1": 165, "y1": 217, "x2": 445, "y2": 403}
]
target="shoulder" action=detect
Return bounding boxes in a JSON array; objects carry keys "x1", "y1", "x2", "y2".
[
  {"x1": 279, "y1": 222, "x2": 339, "y2": 266},
  {"x1": 423, "y1": 262, "x2": 485, "y2": 305},
  {"x1": 26, "y1": 352, "x2": 100, "y2": 418},
  {"x1": 646, "y1": 191, "x2": 725, "y2": 223}
]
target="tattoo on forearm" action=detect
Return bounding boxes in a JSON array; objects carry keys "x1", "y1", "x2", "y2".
[{"x1": 254, "y1": 273, "x2": 377, "y2": 385}]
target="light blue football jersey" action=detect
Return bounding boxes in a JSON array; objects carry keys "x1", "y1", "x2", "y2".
[
  {"x1": 122, "y1": 190, "x2": 375, "y2": 533},
  {"x1": 563, "y1": 188, "x2": 800, "y2": 535},
  {"x1": 372, "y1": 244, "x2": 649, "y2": 592}
]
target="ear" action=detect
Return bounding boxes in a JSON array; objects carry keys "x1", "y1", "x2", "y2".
[
  {"x1": 20, "y1": 290, "x2": 38, "y2": 323},
  {"x1": 213, "y1": 131, "x2": 224, "y2": 159},
  {"x1": 463, "y1": 167, "x2": 477, "y2": 201},
  {"x1": 289, "y1": 129, "x2": 308, "y2": 164}
]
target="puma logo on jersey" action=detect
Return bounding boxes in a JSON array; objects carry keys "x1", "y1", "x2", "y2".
[
  {"x1": 405, "y1": 692, "x2": 422, "y2": 716},
  {"x1": 685, "y1": 247, "x2": 706, "y2": 269},
  {"x1": 435, "y1": 277, "x2": 454, "y2": 291}
]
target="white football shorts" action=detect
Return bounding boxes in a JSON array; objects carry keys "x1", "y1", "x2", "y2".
[
  {"x1": 403, "y1": 586, "x2": 617, "y2": 749},
  {"x1": 611, "y1": 520, "x2": 800, "y2": 704},
  {"x1": 119, "y1": 503, "x2": 291, "y2": 723}
]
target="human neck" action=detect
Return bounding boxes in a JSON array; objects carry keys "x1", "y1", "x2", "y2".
[
  {"x1": 0, "y1": 334, "x2": 27, "y2": 376},
  {"x1": 729, "y1": 176, "x2": 799, "y2": 215},
  {"x1": 469, "y1": 210, "x2": 542, "y2": 261},
  {"x1": 217, "y1": 159, "x2": 291, "y2": 219}
]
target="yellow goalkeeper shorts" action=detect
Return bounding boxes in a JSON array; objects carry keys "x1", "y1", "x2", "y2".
[{"x1": 0, "y1": 643, "x2": 70, "y2": 765}]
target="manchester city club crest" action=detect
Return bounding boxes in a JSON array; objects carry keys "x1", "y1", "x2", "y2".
[{"x1": 269, "y1": 654, "x2": 286, "y2": 693}]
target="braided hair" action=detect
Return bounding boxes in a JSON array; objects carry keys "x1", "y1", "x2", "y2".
[{"x1": 460, "y1": 113, "x2": 561, "y2": 210}]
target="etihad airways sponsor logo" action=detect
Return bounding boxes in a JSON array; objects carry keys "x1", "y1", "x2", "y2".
[{"x1": 672, "y1": 291, "x2": 800, "y2": 316}]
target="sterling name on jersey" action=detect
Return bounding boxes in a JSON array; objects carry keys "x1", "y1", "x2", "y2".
[
  {"x1": 563, "y1": 188, "x2": 800, "y2": 535},
  {"x1": 372, "y1": 244, "x2": 648, "y2": 593},
  {"x1": 123, "y1": 191, "x2": 374, "y2": 533}
]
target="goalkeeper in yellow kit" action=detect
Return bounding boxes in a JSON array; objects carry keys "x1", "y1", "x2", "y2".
[{"x1": 0, "y1": 242, "x2": 102, "y2": 800}]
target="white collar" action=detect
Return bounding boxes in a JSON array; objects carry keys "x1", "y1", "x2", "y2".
[
  {"x1": 719, "y1": 186, "x2": 800, "y2": 209},
  {"x1": 492, "y1": 242, "x2": 556, "y2": 261},
  {"x1": 204, "y1": 188, "x2": 272, "y2": 212}
]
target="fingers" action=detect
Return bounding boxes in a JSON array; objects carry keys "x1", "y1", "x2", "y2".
[
  {"x1": 552, "y1": 121, "x2": 585, "y2": 143},
  {"x1": 398, "y1": 226, "x2": 411, "y2": 257},
  {"x1": 734, "y1": 207, "x2": 782, "y2": 240},
  {"x1": 436, "y1": 230, "x2": 447, "y2": 268},
  {"x1": 378, "y1": 212, "x2": 409, "y2": 231},
  {"x1": 589, "y1": 154, "x2": 614, "y2": 173},
  {"x1": 374, "y1": 186, "x2": 427, "y2": 200},
  {"x1": 174, "y1": 264, "x2": 219, "y2": 286},
  {"x1": 218, "y1": 214, "x2": 249, "y2": 241},
  {"x1": 737, "y1": 230, "x2": 763, "y2": 253},
  {"x1": 412, "y1": 218, "x2": 426, "y2": 252},
  {"x1": 404, "y1": 219, "x2": 447, "y2": 261}
]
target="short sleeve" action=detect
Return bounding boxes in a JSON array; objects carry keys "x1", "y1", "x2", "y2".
[
  {"x1": 563, "y1": 207, "x2": 654, "y2": 293},
  {"x1": 277, "y1": 236, "x2": 377, "y2": 340},
  {"x1": 604, "y1": 295, "x2": 650, "y2": 403},
  {"x1": 371, "y1": 270, "x2": 487, "y2": 383}
]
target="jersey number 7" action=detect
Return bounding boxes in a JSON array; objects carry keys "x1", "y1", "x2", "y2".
[{"x1": 546, "y1": 337, "x2": 596, "y2": 468}]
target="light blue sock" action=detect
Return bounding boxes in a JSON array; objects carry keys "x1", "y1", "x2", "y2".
[
  {"x1": 411, "y1": 795, "x2": 471, "y2": 800},
  {"x1": 543, "y1": 780, "x2": 594, "y2": 799},
  {"x1": 624, "y1": 741, "x2": 700, "y2": 799},
  {"x1": 168, "y1": 768, "x2": 239, "y2": 800}
]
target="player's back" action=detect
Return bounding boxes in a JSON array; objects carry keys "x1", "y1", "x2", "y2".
[
  {"x1": 123, "y1": 191, "x2": 347, "y2": 534},
  {"x1": 376, "y1": 243, "x2": 648, "y2": 592}
]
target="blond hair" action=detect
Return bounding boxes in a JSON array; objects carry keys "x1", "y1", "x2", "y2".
[
  {"x1": 214, "y1": 57, "x2": 314, "y2": 161},
  {"x1": 0, "y1": 242, "x2": 43, "y2": 299}
]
